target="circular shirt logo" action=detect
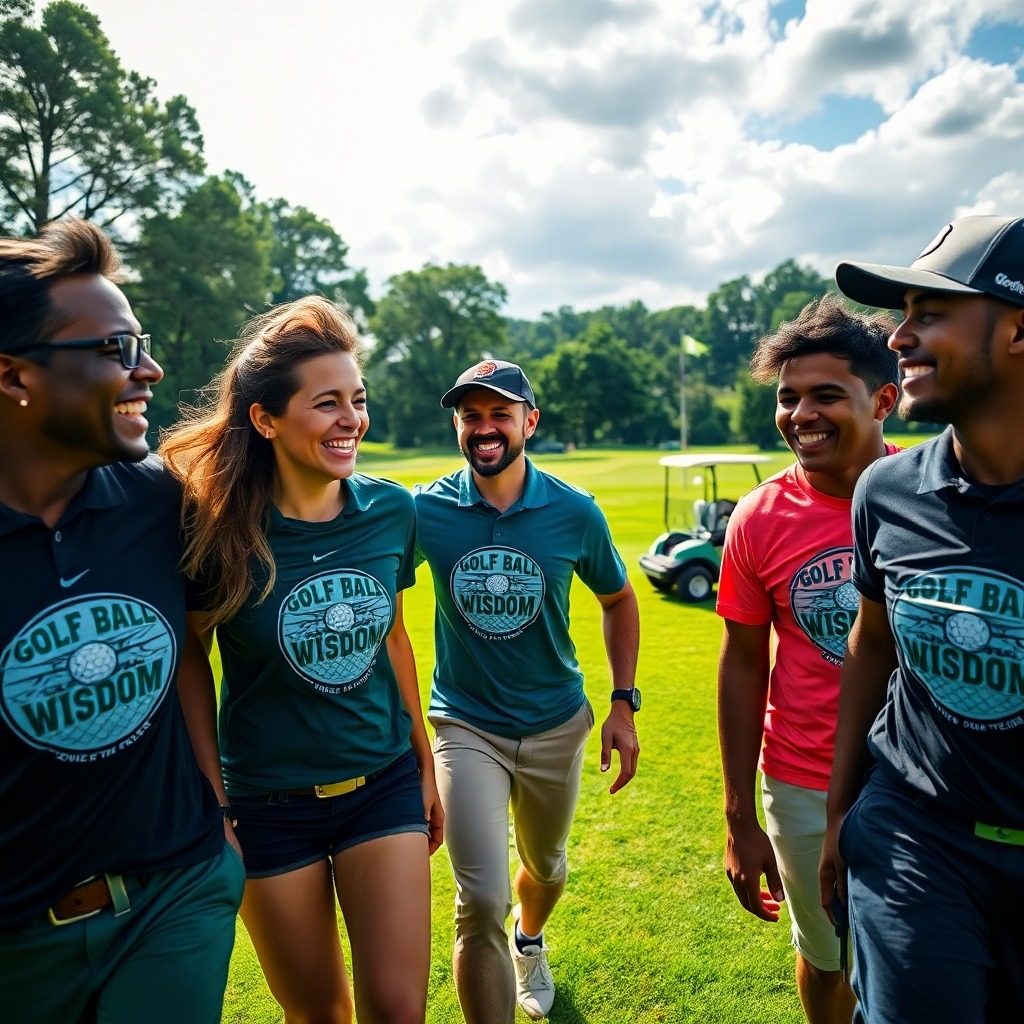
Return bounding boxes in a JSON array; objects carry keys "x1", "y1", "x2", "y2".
[
  {"x1": 278, "y1": 570, "x2": 392, "y2": 692},
  {"x1": 0, "y1": 594, "x2": 176, "y2": 755},
  {"x1": 450, "y1": 546, "x2": 545, "y2": 639},
  {"x1": 790, "y1": 547, "x2": 857, "y2": 664},
  {"x1": 892, "y1": 567, "x2": 1024, "y2": 723}
]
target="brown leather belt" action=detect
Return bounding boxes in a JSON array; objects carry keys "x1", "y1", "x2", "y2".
[{"x1": 48, "y1": 875, "x2": 125, "y2": 925}]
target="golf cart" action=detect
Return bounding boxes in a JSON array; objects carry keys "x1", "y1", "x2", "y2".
[{"x1": 639, "y1": 453, "x2": 773, "y2": 602}]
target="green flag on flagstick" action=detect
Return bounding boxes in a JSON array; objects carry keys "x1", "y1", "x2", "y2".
[
  {"x1": 678, "y1": 334, "x2": 707, "y2": 450},
  {"x1": 681, "y1": 333, "x2": 708, "y2": 357}
]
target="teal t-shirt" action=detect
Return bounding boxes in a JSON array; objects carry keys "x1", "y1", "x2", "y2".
[
  {"x1": 217, "y1": 475, "x2": 416, "y2": 796},
  {"x1": 413, "y1": 460, "x2": 627, "y2": 738}
]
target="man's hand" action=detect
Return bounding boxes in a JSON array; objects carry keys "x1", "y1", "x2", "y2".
[
  {"x1": 818, "y1": 816, "x2": 846, "y2": 926},
  {"x1": 724, "y1": 819, "x2": 784, "y2": 921},
  {"x1": 600, "y1": 703, "x2": 639, "y2": 794},
  {"x1": 224, "y1": 819, "x2": 243, "y2": 860},
  {"x1": 421, "y1": 773, "x2": 446, "y2": 856}
]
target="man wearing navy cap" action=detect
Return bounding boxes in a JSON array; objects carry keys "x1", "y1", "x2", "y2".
[
  {"x1": 820, "y1": 215, "x2": 1024, "y2": 1023},
  {"x1": 414, "y1": 359, "x2": 640, "y2": 1023}
]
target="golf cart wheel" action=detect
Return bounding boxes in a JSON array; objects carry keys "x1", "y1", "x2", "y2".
[{"x1": 675, "y1": 565, "x2": 714, "y2": 602}]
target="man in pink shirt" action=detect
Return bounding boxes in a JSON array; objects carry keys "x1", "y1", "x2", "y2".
[{"x1": 717, "y1": 294, "x2": 900, "y2": 1024}]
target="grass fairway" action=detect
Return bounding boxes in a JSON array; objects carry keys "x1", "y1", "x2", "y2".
[{"x1": 220, "y1": 442, "x2": 916, "y2": 1023}]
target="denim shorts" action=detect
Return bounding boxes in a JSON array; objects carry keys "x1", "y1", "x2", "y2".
[{"x1": 230, "y1": 748, "x2": 429, "y2": 878}]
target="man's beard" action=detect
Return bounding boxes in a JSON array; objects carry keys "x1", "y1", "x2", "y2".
[{"x1": 460, "y1": 434, "x2": 526, "y2": 476}]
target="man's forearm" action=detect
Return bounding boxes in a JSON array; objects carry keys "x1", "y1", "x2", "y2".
[
  {"x1": 827, "y1": 599, "x2": 896, "y2": 819},
  {"x1": 600, "y1": 584, "x2": 639, "y2": 689}
]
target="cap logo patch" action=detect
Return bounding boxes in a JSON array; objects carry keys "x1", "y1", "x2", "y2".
[
  {"x1": 995, "y1": 273, "x2": 1024, "y2": 298},
  {"x1": 472, "y1": 361, "x2": 498, "y2": 380},
  {"x1": 918, "y1": 223, "x2": 953, "y2": 260}
]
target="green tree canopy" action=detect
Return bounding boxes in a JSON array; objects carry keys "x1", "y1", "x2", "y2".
[
  {"x1": 125, "y1": 174, "x2": 272, "y2": 430},
  {"x1": 533, "y1": 323, "x2": 671, "y2": 446},
  {"x1": 735, "y1": 368, "x2": 780, "y2": 450},
  {"x1": 366, "y1": 263, "x2": 508, "y2": 446},
  {"x1": 0, "y1": 0, "x2": 203, "y2": 233},
  {"x1": 267, "y1": 198, "x2": 372, "y2": 317}
]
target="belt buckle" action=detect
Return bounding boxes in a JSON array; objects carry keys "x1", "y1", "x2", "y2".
[
  {"x1": 314, "y1": 776, "x2": 366, "y2": 798},
  {"x1": 47, "y1": 876, "x2": 105, "y2": 927}
]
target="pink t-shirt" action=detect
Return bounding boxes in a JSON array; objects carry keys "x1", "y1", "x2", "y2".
[{"x1": 716, "y1": 447, "x2": 900, "y2": 791}]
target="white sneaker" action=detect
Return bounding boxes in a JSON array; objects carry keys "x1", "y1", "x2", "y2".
[{"x1": 509, "y1": 905, "x2": 555, "y2": 1020}]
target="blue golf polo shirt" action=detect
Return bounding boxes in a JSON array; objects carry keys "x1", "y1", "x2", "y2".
[
  {"x1": 414, "y1": 460, "x2": 627, "y2": 738},
  {"x1": 215, "y1": 474, "x2": 416, "y2": 796},
  {"x1": 853, "y1": 428, "x2": 1024, "y2": 827},
  {"x1": 0, "y1": 456, "x2": 222, "y2": 930}
]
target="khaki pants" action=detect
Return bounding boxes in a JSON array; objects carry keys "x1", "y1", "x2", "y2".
[{"x1": 431, "y1": 701, "x2": 594, "y2": 1024}]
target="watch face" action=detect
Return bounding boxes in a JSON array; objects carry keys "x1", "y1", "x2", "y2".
[{"x1": 630, "y1": 686, "x2": 641, "y2": 711}]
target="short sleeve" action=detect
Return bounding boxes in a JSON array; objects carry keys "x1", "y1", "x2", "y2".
[
  {"x1": 715, "y1": 500, "x2": 772, "y2": 625},
  {"x1": 576, "y1": 502, "x2": 628, "y2": 595},
  {"x1": 851, "y1": 462, "x2": 886, "y2": 602},
  {"x1": 397, "y1": 499, "x2": 418, "y2": 592}
]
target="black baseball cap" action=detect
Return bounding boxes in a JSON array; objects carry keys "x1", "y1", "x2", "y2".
[
  {"x1": 836, "y1": 215, "x2": 1024, "y2": 310},
  {"x1": 440, "y1": 359, "x2": 536, "y2": 409}
]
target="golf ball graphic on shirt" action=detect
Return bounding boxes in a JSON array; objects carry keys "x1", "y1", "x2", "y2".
[
  {"x1": 0, "y1": 593, "x2": 175, "y2": 755},
  {"x1": 485, "y1": 575, "x2": 510, "y2": 594},
  {"x1": 944, "y1": 611, "x2": 991, "y2": 652},
  {"x1": 892, "y1": 567, "x2": 1024, "y2": 723},
  {"x1": 789, "y1": 547, "x2": 857, "y2": 664},
  {"x1": 451, "y1": 546, "x2": 545, "y2": 639},
  {"x1": 68, "y1": 642, "x2": 118, "y2": 683},
  {"x1": 324, "y1": 602, "x2": 356, "y2": 631},
  {"x1": 279, "y1": 570, "x2": 392, "y2": 691}
]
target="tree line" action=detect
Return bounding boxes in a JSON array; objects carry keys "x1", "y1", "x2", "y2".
[{"x1": 0, "y1": 1, "x2": 917, "y2": 448}]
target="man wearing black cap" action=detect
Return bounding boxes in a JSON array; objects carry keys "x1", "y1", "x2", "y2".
[
  {"x1": 820, "y1": 215, "x2": 1024, "y2": 1023},
  {"x1": 414, "y1": 359, "x2": 640, "y2": 1023}
]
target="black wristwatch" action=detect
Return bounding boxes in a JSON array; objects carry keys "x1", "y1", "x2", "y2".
[
  {"x1": 220, "y1": 804, "x2": 237, "y2": 828},
  {"x1": 611, "y1": 686, "x2": 641, "y2": 712}
]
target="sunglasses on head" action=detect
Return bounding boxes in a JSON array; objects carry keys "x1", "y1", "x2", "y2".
[{"x1": 6, "y1": 334, "x2": 152, "y2": 369}]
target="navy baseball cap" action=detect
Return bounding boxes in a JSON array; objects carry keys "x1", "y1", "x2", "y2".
[
  {"x1": 441, "y1": 359, "x2": 536, "y2": 409},
  {"x1": 836, "y1": 215, "x2": 1024, "y2": 310}
]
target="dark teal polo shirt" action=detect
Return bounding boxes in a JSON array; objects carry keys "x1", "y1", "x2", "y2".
[
  {"x1": 0, "y1": 456, "x2": 221, "y2": 930},
  {"x1": 217, "y1": 475, "x2": 415, "y2": 796},
  {"x1": 413, "y1": 460, "x2": 627, "y2": 738},
  {"x1": 853, "y1": 428, "x2": 1024, "y2": 826}
]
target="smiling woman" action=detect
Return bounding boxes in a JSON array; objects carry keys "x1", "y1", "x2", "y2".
[{"x1": 159, "y1": 295, "x2": 441, "y2": 1024}]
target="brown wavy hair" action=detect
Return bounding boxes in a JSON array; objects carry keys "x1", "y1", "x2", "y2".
[{"x1": 159, "y1": 295, "x2": 362, "y2": 625}]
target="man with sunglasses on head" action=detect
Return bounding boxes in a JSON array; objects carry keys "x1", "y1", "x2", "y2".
[
  {"x1": 820, "y1": 215, "x2": 1024, "y2": 1023},
  {"x1": 0, "y1": 218, "x2": 244, "y2": 1024}
]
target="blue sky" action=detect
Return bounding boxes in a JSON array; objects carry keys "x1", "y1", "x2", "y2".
[{"x1": 77, "y1": 0, "x2": 1024, "y2": 318}]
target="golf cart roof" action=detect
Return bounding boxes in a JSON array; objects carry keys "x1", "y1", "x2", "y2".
[{"x1": 657, "y1": 453, "x2": 774, "y2": 470}]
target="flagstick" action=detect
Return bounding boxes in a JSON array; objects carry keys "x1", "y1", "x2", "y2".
[{"x1": 679, "y1": 344, "x2": 688, "y2": 451}]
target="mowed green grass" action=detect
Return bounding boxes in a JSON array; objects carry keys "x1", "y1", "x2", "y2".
[{"x1": 220, "y1": 440, "x2": 927, "y2": 1024}]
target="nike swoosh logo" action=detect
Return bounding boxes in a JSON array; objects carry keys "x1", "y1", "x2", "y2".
[
  {"x1": 311, "y1": 549, "x2": 339, "y2": 563},
  {"x1": 59, "y1": 569, "x2": 91, "y2": 588}
]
